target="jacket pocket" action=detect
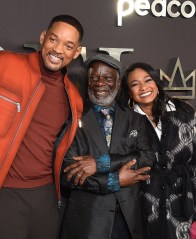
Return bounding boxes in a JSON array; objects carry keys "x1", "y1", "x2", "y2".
[{"x1": 0, "y1": 87, "x2": 21, "y2": 136}]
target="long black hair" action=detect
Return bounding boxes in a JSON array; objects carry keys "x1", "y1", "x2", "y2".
[{"x1": 118, "y1": 62, "x2": 172, "y2": 124}]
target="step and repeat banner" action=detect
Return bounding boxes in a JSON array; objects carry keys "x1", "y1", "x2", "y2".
[{"x1": 0, "y1": 0, "x2": 196, "y2": 106}]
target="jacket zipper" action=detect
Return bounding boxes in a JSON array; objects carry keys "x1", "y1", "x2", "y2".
[
  {"x1": 1, "y1": 81, "x2": 44, "y2": 171},
  {"x1": 0, "y1": 95, "x2": 21, "y2": 112}
]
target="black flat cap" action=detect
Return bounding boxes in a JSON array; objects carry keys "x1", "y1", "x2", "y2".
[{"x1": 85, "y1": 54, "x2": 122, "y2": 76}]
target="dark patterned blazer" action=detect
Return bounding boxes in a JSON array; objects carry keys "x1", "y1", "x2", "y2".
[
  {"x1": 141, "y1": 99, "x2": 196, "y2": 239},
  {"x1": 60, "y1": 103, "x2": 155, "y2": 239}
]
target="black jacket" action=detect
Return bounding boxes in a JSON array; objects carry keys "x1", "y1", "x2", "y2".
[{"x1": 60, "y1": 103, "x2": 155, "y2": 239}]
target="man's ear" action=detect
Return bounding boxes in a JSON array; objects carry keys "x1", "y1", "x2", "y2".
[
  {"x1": 40, "y1": 31, "x2": 46, "y2": 45},
  {"x1": 73, "y1": 46, "x2": 82, "y2": 59}
]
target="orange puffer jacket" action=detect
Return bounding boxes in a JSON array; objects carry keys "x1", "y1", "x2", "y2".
[{"x1": 0, "y1": 51, "x2": 83, "y2": 203}]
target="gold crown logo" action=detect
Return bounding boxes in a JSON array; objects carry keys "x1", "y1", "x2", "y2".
[{"x1": 160, "y1": 58, "x2": 195, "y2": 99}]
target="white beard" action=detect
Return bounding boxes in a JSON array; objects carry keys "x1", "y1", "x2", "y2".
[{"x1": 88, "y1": 87, "x2": 118, "y2": 106}]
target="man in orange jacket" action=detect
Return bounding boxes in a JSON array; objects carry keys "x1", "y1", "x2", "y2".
[{"x1": 0, "y1": 15, "x2": 83, "y2": 239}]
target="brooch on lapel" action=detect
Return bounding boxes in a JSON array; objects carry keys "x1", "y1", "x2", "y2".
[
  {"x1": 129, "y1": 130, "x2": 138, "y2": 138},
  {"x1": 78, "y1": 119, "x2": 83, "y2": 128}
]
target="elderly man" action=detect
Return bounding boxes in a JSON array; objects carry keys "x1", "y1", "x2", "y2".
[{"x1": 60, "y1": 54, "x2": 155, "y2": 239}]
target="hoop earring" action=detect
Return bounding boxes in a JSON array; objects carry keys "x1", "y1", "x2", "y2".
[{"x1": 128, "y1": 98, "x2": 133, "y2": 109}]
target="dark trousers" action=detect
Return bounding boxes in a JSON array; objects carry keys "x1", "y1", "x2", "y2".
[
  {"x1": 0, "y1": 184, "x2": 59, "y2": 239},
  {"x1": 111, "y1": 207, "x2": 133, "y2": 239}
]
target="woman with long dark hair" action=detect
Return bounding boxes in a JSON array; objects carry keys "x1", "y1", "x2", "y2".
[{"x1": 119, "y1": 62, "x2": 196, "y2": 239}]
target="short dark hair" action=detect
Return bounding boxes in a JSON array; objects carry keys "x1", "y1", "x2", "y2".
[{"x1": 47, "y1": 15, "x2": 84, "y2": 42}]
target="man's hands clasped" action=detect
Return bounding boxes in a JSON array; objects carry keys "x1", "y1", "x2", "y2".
[
  {"x1": 64, "y1": 156, "x2": 97, "y2": 186},
  {"x1": 118, "y1": 159, "x2": 150, "y2": 187},
  {"x1": 64, "y1": 157, "x2": 150, "y2": 187}
]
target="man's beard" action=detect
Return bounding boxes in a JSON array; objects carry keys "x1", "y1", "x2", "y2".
[{"x1": 88, "y1": 87, "x2": 118, "y2": 107}]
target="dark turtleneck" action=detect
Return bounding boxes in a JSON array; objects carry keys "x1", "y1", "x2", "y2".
[{"x1": 4, "y1": 53, "x2": 70, "y2": 188}]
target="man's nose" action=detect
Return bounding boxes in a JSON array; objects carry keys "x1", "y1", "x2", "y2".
[
  {"x1": 96, "y1": 77, "x2": 106, "y2": 85},
  {"x1": 53, "y1": 42, "x2": 63, "y2": 53}
]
